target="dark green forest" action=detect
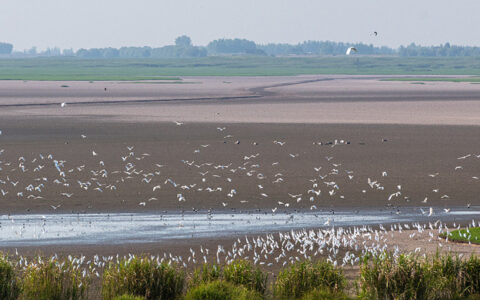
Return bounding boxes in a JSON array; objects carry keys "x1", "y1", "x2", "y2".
[{"x1": 2, "y1": 36, "x2": 480, "y2": 58}]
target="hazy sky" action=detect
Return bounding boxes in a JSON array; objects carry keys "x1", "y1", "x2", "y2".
[{"x1": 2, "y1": 0, "x2": 480, "y2": 51}]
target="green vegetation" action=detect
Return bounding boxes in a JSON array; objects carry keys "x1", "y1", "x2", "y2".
[
  {"x1": 190, "y1": 261, "x2": 267, "y2": 295},
  {"x1": 359, "y1": 252, "x2": 480, "y2": 300},
  {"x1": 0, "y1": 255, "x2": 20, "y2": 300},
  {"x1": 191, "y1": 264, "x2": 221, "y2": 286},
  {"x1": 1, "y1": 253, "x2": 480, "y2": 299},
  {"x1": 185, "y1": 280, "x2": 263, "y2": 300},
  {"x1": 382, "y1": 76, "x2": 480, "y2": 82},
  {"x1": 112, "y1": 295, "x2": 144, "y2": 300},
  {"x1": 21, "y1": 257, "x2": 90, "y2": 300},
  {"x1": 223, "y1": 260, "x2": 268, "y2": 295},
  {"x1": 0, "y1": 56, "x2": 480, "y2": 81},
  {"x1": 442, "y1": 227, "x2": 480, "y2": 244},
  {"x1": 274, "y1": 260, "x2": 345, "y2": 299},
  {"x1": 102, "y1": 256, "x2": 185, "y2": 300},
  {"x1": 301, "y1": 288, "x2": 353, "y2": 300}
]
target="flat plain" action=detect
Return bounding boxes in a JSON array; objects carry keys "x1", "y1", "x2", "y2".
[{"x1": 1, "y1": 74, "x2": 480, "y2": 282}]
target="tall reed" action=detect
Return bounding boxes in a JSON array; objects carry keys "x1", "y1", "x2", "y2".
[
  {"x1": 0, "y1": 255, "x2": 21, "y2": 300},
  {"x1": 102, "y1": 256, "x2": 185, "y2": 300}
]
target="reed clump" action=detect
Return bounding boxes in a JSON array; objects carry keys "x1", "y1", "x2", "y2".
[
  {"x1": 102, "y1": 256, "x2": 185, "y2": 300},
  {"x1": 0, "y1": 255, "x2": 21, "y2": 300},
  {"x1": 359, "y1": 251, "x2": 480, "y2": 300},
  {"x1": 185, "y1": 280, "x2": 263, "y2": 300},
  {"x1": 223, "y1": 259, "x2": 268, "y2": 295},
  {"x1": 274, "y1": 260, "x2": 346, "y2": 299},
  {"x1": 21, "y1": 256, "x2": 90, "y2": 300}
]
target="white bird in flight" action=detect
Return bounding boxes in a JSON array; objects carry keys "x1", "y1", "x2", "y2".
[{"x1": 346, "y1": 47, "x2": 357, "y2": 55}]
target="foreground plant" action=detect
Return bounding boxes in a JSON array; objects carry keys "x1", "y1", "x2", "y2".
[
  {"x1": 191, "y1": 263, "x2": 221, "y2": 287},
  {"x1": 359, "y1": 252, "x2": 428, "y2": 300},
  {"x1": 274, "y1": 260, "x2": 346, "y2": 299},
  {"x1": 185, "y1": 280, "x2": 263, "y2": 300},
  {"x1": 113, "y1": 294, "x2": 144, "y2": 300},
  {"x1": 223, "y1": 259, "x2": 268, "y2": 295},
  {"x1": 102, "y1": 256, "x2": 185, "y2": 300},
  {"x1": 0, "y1": 255, "x2": 21, "y2": 300},
  {"x1": 21, "y1": 256, "x2": 91, "y2": 300},
  {"x1": 301, "y1": 287, "x2": 353, "y2": 300},
  {"x1": 359, "y1": 252, "x2": 480, "y2": 300}
]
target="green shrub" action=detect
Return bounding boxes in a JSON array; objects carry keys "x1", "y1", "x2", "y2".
[
  {"x1": 429, "y1": 253, "x2": 480, "y2": 299},
  {"x1": 102, "y1": 256, "x2": 185, "y2": 300},
  {"x1": 301, "y1": 288, "x2": 352, "y2": 300},
  {"x1": 359, "y1": 252, "x2": 429, "y2": 300},
  {"x1": 223, "y1": 260, "x2": 267, "y2": 295},
  {"x1": 0, "y1": 255, "x2": 21, "y2": 300},
  {"x1": 359, "y1": 252, "x2": 480, "y2": 300},
  {"x1": 185, "y1": 280, "x2": 263, "y2": 300},
  {"x1": 275, "y1": 260, "x2": 345, "y2": 299},
  {"x1": 113, "y1": 294, "x2": 144, "y2": 300},
  {"x1": 21, "y1": 257, "x2": 90, "y2": 300},
  {"x1": 463, "y1": 255, "x2": 480, "y2": 296},
  {"x1": 191, "y1": 264, "x2": 221, "y2": 286}
]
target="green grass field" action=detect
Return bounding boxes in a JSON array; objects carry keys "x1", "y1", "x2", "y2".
[
  {"x1": 381, "y1": 77, "x2": 480, "y2": 82},
  {"x1": 0, "y1": 56, "x2": 480, "y2": 80},
  {"x1": 442, "y1": 227, "x2": 480, "y2": 244}
]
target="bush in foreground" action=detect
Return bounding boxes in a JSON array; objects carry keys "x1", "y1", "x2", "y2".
[
  {"x1": 21, "y1": 256, "x2": 90, "y2": 300},
  {"x1": 102, "y1": 256, "x2": 185, "y2": 300},
  {"x1": 274, "y1": 260, "x2": 346, "y2": 299},
  {"x1": 223, "y1": 259, "x2": 268, "y2": 295},
  {"x1": 185, "y1": 280, "x2": 263, "y2": 300},
  {"x1": 113, "y1": 294, "x2": 144, "y2": 300},
  {"x1": 0, "y1": 255, "x2": 21, "y2": 300},
  {"x1": 191, "y1": 263, "x2": 221, "y2": 287},
  {"x1": 359, "y1": 252, "x2": 428, "y2": 300},
  {"x1": 359, "y1": 252, "x2": 480, "y2": 300},
  {"x1": 301, "y1": 288, "x2": 353, "y2": 300}
]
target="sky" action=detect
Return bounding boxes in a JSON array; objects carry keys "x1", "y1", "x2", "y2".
[{"x1": 1, "y1": 0, "x2": 480, "y2": 51}]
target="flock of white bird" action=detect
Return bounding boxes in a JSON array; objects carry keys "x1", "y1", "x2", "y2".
[
  {"x1": 10, "y1": 219, "x2": 479, "y2": 279},
  {"x1": 1, "y1": 121, "x2": 479, "y2": 272}
]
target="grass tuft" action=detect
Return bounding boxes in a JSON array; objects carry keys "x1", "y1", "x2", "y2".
[
  {"x1": 0, "y1": 255, "x2": 21, "y2": 300},
  {"x1": 191, "y1": 263, "x2": 221, "y2": 287},
  {"x1": 21, "y1": 256, "x2": 90, "y2": 300},
  {"x1": 274, "y1": 260, "x2": 345, "y2": 299},
  {"x1": 102, "y1": 256, "x2": 185, "y2": 300},
  {"x1": 359, "y1": 251, "x2": 480, "y2": 300},
  {"x1": 301, "y1": 287, "x2": 353, "y2": 300},
  {"x1": 113, "y1": 294, "x2": 144, "y2": 300},
  {"x1": 223, "y1": 260, "x2": 268, "y2": 295},
  {"x1": 185, "y1": 280, "x2": 263, "y2": 300}
]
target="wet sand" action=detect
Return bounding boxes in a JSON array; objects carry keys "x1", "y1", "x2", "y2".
[
  {"x1": 1, "y1": 75, "x2": 480, "y2": 264},
  {"x1": 0, "y1": 119, "x2": 479, "y2": 214}
]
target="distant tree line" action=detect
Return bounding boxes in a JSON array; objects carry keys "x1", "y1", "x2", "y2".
[
  {"x1": 0, "y1": 42, "x2": 13, "y2": 55},
  {"x1": 258, "y1": 41, "x2": 395, "y2": 56},
  {"x1": 75, "y1": 36, "x2": 207, "y2": 58},
  {"x1": 398, "y1": 43, "x2": 480, "y2": 57},
  {"x1": 3, "y1": 37, "x2": 480, "y2": 58}
]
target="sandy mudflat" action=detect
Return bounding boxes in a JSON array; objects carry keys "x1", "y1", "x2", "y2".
[
  {"x1": 2, "y1": 76, "x2": 480, "y2": 125},
  {"x1": 1, "y1": 75, "x2": 480, "y2": 263},
  {"x1": 0, "y1": 119, "x2": 479, "y2": 213}
]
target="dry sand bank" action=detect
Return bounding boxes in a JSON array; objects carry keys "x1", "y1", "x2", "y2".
[{"x1": 1, "y1": 76, "x2": 480, "y2": 125}]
